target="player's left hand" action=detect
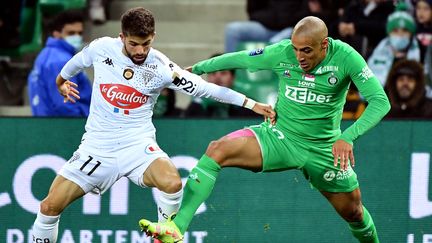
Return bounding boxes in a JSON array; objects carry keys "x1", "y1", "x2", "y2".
[
  {"x1": 252, "y1": 102, "x2": 276, "y2": 125},
  {"x1": 58, "y1": 80, "x2": 80, "y2": 103},
  {"x1": 332, "y1": 139, "x2": 355, "y2": 171}
]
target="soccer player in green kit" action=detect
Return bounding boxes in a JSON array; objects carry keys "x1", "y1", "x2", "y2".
[{"x1": 139, "y1": 16, "x2": 390, "y2": 243}]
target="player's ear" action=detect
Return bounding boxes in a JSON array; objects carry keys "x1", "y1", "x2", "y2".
[{"x1": 321, "y1": 37, "x2": 329, "y2": 50}]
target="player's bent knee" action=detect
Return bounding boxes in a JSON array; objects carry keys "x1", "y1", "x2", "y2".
[
  {"x1": 159, "y1": 177, "x2": 182, "y2": 194},
  {"x1": 40, "y1": 197, "x2": 63, "y2": 216},
  {"x1": 206, "y1": 140, "x2": 220, "y2": 153},
  {"x1": 205, "y1": 140, "x2": 229, "y2": 164}
]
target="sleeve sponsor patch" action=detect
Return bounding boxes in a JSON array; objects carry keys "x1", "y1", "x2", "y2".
[
  {"x1": 249, "y1": 47, "x2": 264, "y2": 56},
  {"x1": 172, "y1": 75, "x2": 181, "y2": 85},
  {"x1": 171, "y1": 72, "x2": 197, "y2": 93},
  {"x1": 358, "y1": 66, "x2": 374, "y2": 83}
]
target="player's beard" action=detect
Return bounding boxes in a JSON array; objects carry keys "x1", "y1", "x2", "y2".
[{"x1": 125, "y1": 48, "x2": 147, "y2": 65}]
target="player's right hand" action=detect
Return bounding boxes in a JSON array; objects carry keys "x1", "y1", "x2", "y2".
[
  {"x1": 332, "y1": 139, "x2": 355, "y2": 171},
  {"x1": 58, "y1": 80, "x2": 80, "y2": 103},
  {"x1": 252, "y1": 103, "x2": 276, "y2": 125}
]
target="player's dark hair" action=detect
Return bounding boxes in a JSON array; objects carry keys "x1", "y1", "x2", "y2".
[
  {"x1": 121, "y1": 7, "x2": 155, "y2": 37},
  {"x1": 49, "y1": 10, "x2": 84, "y2": 33}
]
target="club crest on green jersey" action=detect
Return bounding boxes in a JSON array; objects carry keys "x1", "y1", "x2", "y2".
[{"x1": 327, "y1": 72, "x2": 338, "y2": 86}]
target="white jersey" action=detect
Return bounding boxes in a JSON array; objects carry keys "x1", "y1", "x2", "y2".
[{"x1": 60, "y1": 37, "x2": 246, "y2": 153}]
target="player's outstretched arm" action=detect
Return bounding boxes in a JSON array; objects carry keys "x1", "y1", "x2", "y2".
[
  {"x1": 170, "y1": 63, "x2": 276, "y2": 123},
  {"x1": 56, "y1": 74, "x2": 80, "y2": 103}
]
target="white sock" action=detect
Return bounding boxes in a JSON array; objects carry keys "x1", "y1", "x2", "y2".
[
  {"x1": 157, "y1": 190, "x2": 183, "y2": 222},
  {"x1": 32, "y1": 211, "x2": 60, "y2": 243}
]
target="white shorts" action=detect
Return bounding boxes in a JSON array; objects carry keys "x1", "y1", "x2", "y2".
[{"x1": 59, "y1": 138, "x2": 169, "y2": 194}]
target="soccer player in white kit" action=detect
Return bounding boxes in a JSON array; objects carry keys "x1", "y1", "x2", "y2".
[{"x1": 31, "y1": 7, "x2": 276, "y2": 243}]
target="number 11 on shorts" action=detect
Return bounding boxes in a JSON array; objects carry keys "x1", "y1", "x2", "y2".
[{"x1": 80, "y1": 156, "x2": 101, "y2": 176}]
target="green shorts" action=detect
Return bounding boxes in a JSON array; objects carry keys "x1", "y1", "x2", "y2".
[{"x1": 248, "y1": 122, "x2": 359, "y2": 193}]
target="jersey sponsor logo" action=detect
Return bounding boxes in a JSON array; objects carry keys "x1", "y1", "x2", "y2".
[
  {"x1": 358, "y1": 66, "x2": 373, "y2": 83},
  {"x1": 249, "y1": 47, "x2": 264, "y2": 56},
  {"x1": 315, "y1": 65, "x2": 339, "y2": 74},
  {"x1": 279, "y1": 62, "x2": 298, "y2": 68},
  {"x1": 172, "y1": 72, "x2": 197, "y2": 93},
  {"x1": 298, "y1": 73, "x2": 316, "y2": 88},
  {"x1": 298, "y1": 80, "x2": 315, "y2": 88},
  {"x1": 33, "y1": 236, "x2": 51, "y2": 243},
  {"x1": 336, "y1": 169, "x2": 353, "y2": 180},
  {"x1": 103, "y1": 58, "x2": 114, "y2": 67},
  {"x1": 67, "y1": 151, "x2": 80, "y2": 164},
  {"x1": 189, "y1": 172, "x2": 201, "y2": 183},
  {"x1": 284, "y1": 85, "x2": 332, "y2": 104},
  {"x1": 323, "y1": 169, "x2": 353, "y2": 181},
  {"x1": 283, "y1": 70, "x2": 291, "y2": 77},
  {"x1": 323, "y1": 171, "x2": 335, "y2": 181},
  {"x1": 100, "y1": 84, "x2": 148, "y2": 109},
  {"x1": 145, "y1": 63, "x2": 157, "y2": 70}
]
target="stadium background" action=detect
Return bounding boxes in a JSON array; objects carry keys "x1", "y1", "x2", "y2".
[{"x1": 1, "y1": 118, "x2": 432, "y2": 243}]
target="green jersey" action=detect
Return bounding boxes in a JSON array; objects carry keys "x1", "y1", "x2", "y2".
[{"x1": 192, "y1": 38, "x2": 390, "y2": 144}]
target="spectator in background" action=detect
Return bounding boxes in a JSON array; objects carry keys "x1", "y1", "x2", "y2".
[
  {"x1": 0, "y1": 1, "x2": 22, "y2": 48},
  {"x1": 28, "y1": 10, "x2": 91, "y2": 117},
  {"x1": 385, "y1": 59, "x2": 432, "y2": 118},
  {"x1": 183, "y1": 54, "x2": 258, "y2": 118},
  {"x1": 334, "y1": 0, "x2": 394, "y2": 58},
  {"x1": 368, "y1": 6, "x2": 420, "y2": 86},
  {"x1": 224, "y1": 0, "x2": 308, "y2": 53},
  {"x1": 306, "y1": 0, "x2": 339, "y2": 26},
  {"x1": 414, "y1": 0, "x2": 432, "y2": 61}
]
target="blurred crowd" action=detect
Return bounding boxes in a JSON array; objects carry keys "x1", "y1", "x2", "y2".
[{"x1": 1, "y1": 0, "x2": 432, "y2": 119}]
